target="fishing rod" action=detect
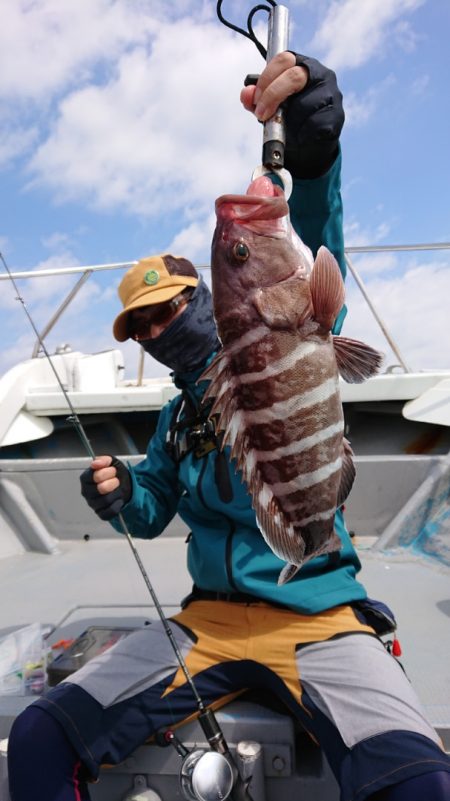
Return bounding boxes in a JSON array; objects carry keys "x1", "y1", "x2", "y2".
[
  {"x1": 2, "y1": 8, "x2": 291, "y2": 798},
  {"x1": 0, "y1": 251, "x2": 252, "y2": 801}
]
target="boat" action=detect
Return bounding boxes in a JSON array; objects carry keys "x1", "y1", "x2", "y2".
[{"x1": 0, "y1": 247, "x2": 449, "y2": 801}]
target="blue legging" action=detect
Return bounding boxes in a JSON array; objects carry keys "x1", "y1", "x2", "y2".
[
  {"x1": 8, "y1": 706, "x2": 90, "y2": 801},
  {"x1": 370, "y1": 768, "x2": 450, "y2": 800},
  {"x1": 7, "y1": 706, "x2": 450, "y2": 801}
]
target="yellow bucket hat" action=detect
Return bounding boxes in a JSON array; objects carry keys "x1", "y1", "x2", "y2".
[{"x1": 113, "y1": 254, "x2": 199, "y2": 342}]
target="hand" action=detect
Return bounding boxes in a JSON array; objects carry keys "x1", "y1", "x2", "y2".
[
  {"x1": 240, "y1": 51, "x2": 344, "y2": 179},
  {"x1": 80, "y1": 455, "x2": 132, "y2": 521}
]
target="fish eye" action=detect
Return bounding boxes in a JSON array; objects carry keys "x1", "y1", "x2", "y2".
[{"x1": 232, "y1": 241, "x2": 250, "y2": 263}]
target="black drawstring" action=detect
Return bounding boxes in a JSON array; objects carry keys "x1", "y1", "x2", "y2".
[{"x1": 216, "y1": 0, "x2": 277, "y2": 59}]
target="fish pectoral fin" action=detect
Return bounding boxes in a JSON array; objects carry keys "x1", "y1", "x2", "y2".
[
  {"x1": 252, "y1": 278, "x2": 311, "y2": 329},
  {"x1": 337, "y1": 437, "x2": 356, "y2": 507},
  {"x1": 310, "y1": 246, "x2": 346, "y2": 329},
  {"x1": 333, "y1": 336, "x2": 384, "y2": 383}
]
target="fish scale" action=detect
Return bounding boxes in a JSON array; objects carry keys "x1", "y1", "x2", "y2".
[{"x1": 201, "y1": 177, "x2": 383, "y2": 584}]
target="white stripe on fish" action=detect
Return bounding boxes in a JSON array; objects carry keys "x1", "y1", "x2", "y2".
[
  {"x1": 246, "y1": 420, "x2": 345, "y2": 470},
  {"x1": 290, "y1": 508, "x2": 337, "y2": 527},
  {"x1": 270, "y1": 455, "x2": 343, "y2": 496},
  {"x1": 212, "y1": 339, "x2": 319, "y2": 402},
  {"x1": 225, "y1": 376, "x2": 339, "y2": 436}
]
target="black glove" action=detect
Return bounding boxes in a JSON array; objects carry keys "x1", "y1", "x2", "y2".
[
  {"x1": 284, "y1": 54, "x2": 344, "y2": 179},
  {"x1": 80, "y1": 456, "x2": 132, "y2": 521}
]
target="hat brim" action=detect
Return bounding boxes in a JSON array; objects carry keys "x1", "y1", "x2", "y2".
[{"x1": 113, "y1": 277, "x2": 198, "y2": 341}]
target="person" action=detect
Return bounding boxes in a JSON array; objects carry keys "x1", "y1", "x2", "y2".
[{"x1": 7, "y1": 52, "x2": 450, "y2": 801}]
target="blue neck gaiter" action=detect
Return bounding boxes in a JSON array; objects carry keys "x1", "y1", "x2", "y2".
[{"x1": 140, "y1": 278, "x2": 221, "y2": 374}]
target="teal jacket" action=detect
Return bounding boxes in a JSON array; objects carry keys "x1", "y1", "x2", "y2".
[{"x1": 112, "y1": 151, "x2": 368, "y2": 614}]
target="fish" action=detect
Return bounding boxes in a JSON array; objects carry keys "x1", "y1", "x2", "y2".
[{"x1": 201, "y1": 176, "x2": 383, "y2": 584}]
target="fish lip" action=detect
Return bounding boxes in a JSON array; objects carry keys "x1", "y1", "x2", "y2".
[{"x1": 215, "y1": 193, "x2": 288, "y2": 223}]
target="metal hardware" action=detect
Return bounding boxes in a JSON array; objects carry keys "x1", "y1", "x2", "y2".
[
  {"x1": 251, "y1": 163, "x2": 292, "y2": 201},
  {"x1": 180, "y1": 750, "x2": 234, "y2": 801},
  {"x1": 262, "y1": 4, "x2": 289, "y2": 171},
  {"x1": 122, "y1": 775, "x2": 162, "y2": 801}
]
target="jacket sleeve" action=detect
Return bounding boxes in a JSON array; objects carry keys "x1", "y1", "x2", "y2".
[
  {"x1": 288, "y1": 146, "x2": 346, "y2": 333},
  {"x1": 109, "y1": 400, "x2": 182, "y2": 539}
]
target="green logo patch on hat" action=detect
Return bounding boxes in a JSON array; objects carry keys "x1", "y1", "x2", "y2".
[{"x1": 144, "y1": 269, "x2": 160, "y2": 286}]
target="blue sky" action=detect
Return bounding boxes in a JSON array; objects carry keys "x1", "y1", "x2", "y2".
[{"x1": 1, "y1": 0, "x2": 449, "y2": 379}]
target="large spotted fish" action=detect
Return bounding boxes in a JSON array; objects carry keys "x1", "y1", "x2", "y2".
[{"x1": 201, "y1": 176, "x2": 383, "y2": 584}]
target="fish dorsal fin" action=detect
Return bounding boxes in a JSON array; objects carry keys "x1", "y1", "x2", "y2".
[
  {"x1": 310, "y1": 246, "x2": 346, "y2": 330},
  {"x1": 200, "y1": 352, "x2": 250, "y2": 467},
  {"x1": 337, "y1": 437, "x2": 355, "y2": 507},
  {"x1": 252, "y1": 276, "x2": 312, "y2": 329},
  {"x1": 333, "y1": 336, "x2": 383, "y2": 383},
  {"x1": 199, "y1": 351, "x2": 228, "y2": 383}
]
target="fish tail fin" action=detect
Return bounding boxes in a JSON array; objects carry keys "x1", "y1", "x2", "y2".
[{"x1": 277, "y1": 562, "x2": 301, "y2": 585}]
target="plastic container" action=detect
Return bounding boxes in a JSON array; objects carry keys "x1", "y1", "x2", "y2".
[{"x1": 0, "y1": 623, "x2": 47, "y2": 696}]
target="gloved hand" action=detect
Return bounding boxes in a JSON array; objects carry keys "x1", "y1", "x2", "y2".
[
  {"x1": 80, "y1": 455, "x2": 132, "y2": 521},
  {"x1": 240, "y1": 51, "x2": 344, "y2": 179}
]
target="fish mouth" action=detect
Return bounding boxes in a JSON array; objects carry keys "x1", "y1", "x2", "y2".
[{"x1": 215, "y1": 193, "x2": 289, "y2": 237}]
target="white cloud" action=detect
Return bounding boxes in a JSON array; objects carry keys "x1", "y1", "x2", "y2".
[
  {"x1": 343, "y1": 75, "x2": 395, "y2": 128},
  {"x1": 0, "y1": 250, "x2": 102, "y2": 328},
  {"x1": 311, "y1": 0, "x2": 424, "y2": 71},
  {"x1": 166, "y1": 213, "x2": 216, "y2": 264},
  {"x1": 26, "y1": 20, "x2": 261, "y2": 219},
  {"x1": 41, "y1": 232, "x2": 74, "y2": 251},
  {"x1": 394, "y1": 19, "x2": 421, "y2": 53},
  {"x1": 411, "y1": 74, "x2": 430, "y2": 96},
  {"x1": 343, "y1": 260, "x2": 450, "y2": 371},
  {"x1": 343, "y1": 91, "x2": 378, "y2": 128},
  {"x1": 347, "y1": 252, "x2": 398, "y2": 276},
  {"x1": 344, "y1": 217, "x2": 393, "y2": 247},
  {"x1": 0, "y1": 0, "x2": 161, "y2": 101},
  {"x1": 0, "y1": 124, "x2": 38, "y2": 167}
]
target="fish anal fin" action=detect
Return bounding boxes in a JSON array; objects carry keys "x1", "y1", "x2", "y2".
[
  {"x1": 310, "y1": 246, "x2": 346, "y2": 330},
  {"x1": 337, "y1": 437, "x2": 356, "y2": 507},
  {"x1": 278, "y1": 525, "x2": 342, "y2": 583},
  {"x1": 252, "y1": 277, "x2": 312, "y2": 330},
  {"x1": 333, "y1": 336, "x2": 383, "y2": 383}
]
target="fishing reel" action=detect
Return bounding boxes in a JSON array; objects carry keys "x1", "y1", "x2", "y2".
[
  {"x1": 181, "y1": 749, "x2": 234, "y2": 801},
  {"x1": 159, "y1": 730, "x2": 235, "y2": 801}
]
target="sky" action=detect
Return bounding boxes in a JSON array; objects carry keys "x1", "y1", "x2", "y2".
[{"x1": 0, "y1": 0, "x2": 449, "y2": 381}]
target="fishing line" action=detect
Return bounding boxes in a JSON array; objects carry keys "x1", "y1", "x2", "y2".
[
  {"x1": 2, "y1": 250, "x2": 256, "y2": 798},
  {"x1": 0, "y1": 250, "x2": 204, "y2": 709}
]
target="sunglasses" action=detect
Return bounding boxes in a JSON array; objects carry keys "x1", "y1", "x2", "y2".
[{"x1": 128, "y1": 290, "x2": 192, "y2": 341}]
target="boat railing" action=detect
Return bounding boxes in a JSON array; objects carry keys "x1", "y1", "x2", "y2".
[{"x1": 1, "y1": 242, "x2": 449, "y2": 383}]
